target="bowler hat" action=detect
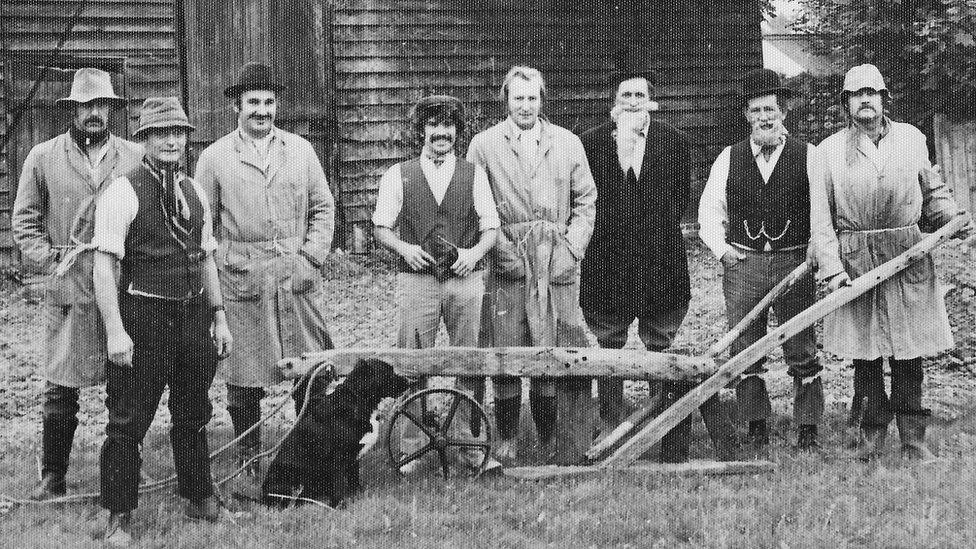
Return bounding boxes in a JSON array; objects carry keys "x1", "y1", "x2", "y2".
[
  {"x1": 411, "y1": 95, "x2": 465, "y2": 132},
  {"x1": 55, "y1": 68, "x2": 124, "y2": 107},
  {"x1": 224, "y1": 62, "x2": 285, "y2": 99},
  {"x1": 738, "y1": 68, "x2": 796, "y2": 105},
  {"x1": 133, "y1": 97, "x2": 195, "y2": 139},
  {"x1": 842, "y1": 64, "x2": 888, "y2": 95},
  {"x1": 608, "y1": 68, "x2": 658, "y2": 92}
]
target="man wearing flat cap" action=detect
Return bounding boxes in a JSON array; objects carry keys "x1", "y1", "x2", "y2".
[
  {"x1": 467, "y1": 65, "x2": 597, "y2": 465},
  {"x1": 92, "y1": 97, "x2": 233, "y2": 543},
  {"x1": 12, "y1": 67, "x2": 143, "y2": 500},
  {"x1": 698, "y1": 68, "x2": 826, "y2": 451},
  {"x1": 580, "y1": 66, "x2": 738, "y2": 462},
  {"x1": 195, "y1": 62, "x2": 336, "y2": 478},
  {"x1": 811, "y1": 64, "x2": 972, "y2": 461},
  {"x1": 372, "y1": 94, "x2": 500, "y2": 474}
]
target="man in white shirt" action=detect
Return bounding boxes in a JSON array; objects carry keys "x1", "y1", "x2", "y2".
[
  {"x1": 373, "y1": 95, "x2": 500, "y2": 474},
  {"x1": 698, "y1": 69, "x2": 825, "y2": 451}
]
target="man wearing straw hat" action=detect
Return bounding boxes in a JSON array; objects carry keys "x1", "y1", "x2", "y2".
[
  {"x1": 12, "y1": 67, "x2": 142, "y2": 500},
  {"x1": 195, "y1": 62, "x2": 336, "y2": 479},
  {"x1": 811, "y1": 64, "x2": 971, "y2": 461},
  {"x1": 92, "y1": 97, "x2": 233, "y2": 544},
  {"x1": 372, "y1": 94, "x2": 500, "y2": 474},
  {"x1": 698, "y1": 68, "x2": 826, "y2": 451}
]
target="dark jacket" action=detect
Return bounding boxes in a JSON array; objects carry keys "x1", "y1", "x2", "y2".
[{"x1": 579, "y1": 119, "x2": 692, "y2": 316}]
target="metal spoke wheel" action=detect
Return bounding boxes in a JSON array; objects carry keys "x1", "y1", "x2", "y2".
[{"x1": 386, "y1": 387, "x2": 493, "y2": 478}]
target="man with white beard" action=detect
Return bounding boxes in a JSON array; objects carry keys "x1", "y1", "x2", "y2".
[{"x1": 698, "y1": 69, "x2": 826, "y2": 451}]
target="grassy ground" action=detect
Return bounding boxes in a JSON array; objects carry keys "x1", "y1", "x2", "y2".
[{"x1": 1, "y1": 239, "x2": 976, "y2": 548}]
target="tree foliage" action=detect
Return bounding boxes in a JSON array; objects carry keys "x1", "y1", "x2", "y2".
[{"x1": 794, "y1": 0, "x2": 976, "y2": 122}]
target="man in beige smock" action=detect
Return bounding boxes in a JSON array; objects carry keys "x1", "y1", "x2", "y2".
[
  {"x1": 195, "y1": 62, "x2": 336, "y2": 476},
  {"x1": 12, "y1": 68, "x2": 142, "y2": 499},
  {"x1": 811, "y1": 64, "x2": 970, "y2": 461},
  {"x1": 466, "y1": 65, "x2": 597, "y2": 465}
]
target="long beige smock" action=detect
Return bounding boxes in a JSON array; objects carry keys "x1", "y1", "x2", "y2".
[
  {"x1": 811, "y1": 120, "x2": 960, "y2": 360},
  {"x1": 195, "y1": 128, "x2": 336, "y2": 387},
  {"x1": 12, "y1": 133, "x2": 143, "y2": 387}
]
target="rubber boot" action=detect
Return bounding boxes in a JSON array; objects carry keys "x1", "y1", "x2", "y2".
[
  {"x1": 797, "y1": 425, "x2": 819, "y2": 451},
  {"x1": 493, "y1": 396, "x2": 521, "y2": 464},
  {"x1": 855, "y1": 424, "x2": 888, "y2": 461},
  {"x1": 700, "y1": 393, "x2": 739, "y2": 461},
  {"x1": 748, "y1": 419, "x2": 769, "y2": 448},
  {"x1": 896, "y1": 414, "x2": 937, "y2": 461},
  {"x1": 529, "y1": 391, "x2": 557, "y2": 446},
  {"x1": 658, "y1": 382, "x2": 693, "y2": 463},
  {"x1": 31, "y1": 414, "x2": 77, "y2": 500},
  {"x1": 553, "y1": 380, "x2": 592, "y2": 465}
]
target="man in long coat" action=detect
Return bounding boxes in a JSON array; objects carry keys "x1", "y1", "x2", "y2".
[
  {"x1": 811, "y1": 64, "x2": 968, "y2": 460},
  {"x1": 467, "y1": 65, "x2": 597, "y2": 465},
  {"x1": 580, "y1": 68, "x2": 737, "y2": 461},
  {"x1": 195, "y1": 62, "x2": 336, "y2": 475},
  {"x1": 12, "y1": 68, "x2": 142, "y2": 499}
]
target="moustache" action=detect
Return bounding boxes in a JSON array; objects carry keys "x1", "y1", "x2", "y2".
[
  {"x1": 430, "y1": 135, "x2": 454, "y2": 143},
  {"x1": 83, "y1": 116, "x2": 106, "y2": 125}
]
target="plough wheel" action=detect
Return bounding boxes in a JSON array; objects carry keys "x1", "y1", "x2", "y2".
[{"x1": 386, "y1": 387, "x2": 493, "y2": 477}]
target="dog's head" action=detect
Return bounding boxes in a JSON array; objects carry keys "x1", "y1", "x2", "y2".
[{"x1": 345, "y1": 358, "x2": 413, "y2": 403}]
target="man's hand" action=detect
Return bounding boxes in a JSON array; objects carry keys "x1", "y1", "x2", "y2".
[
  {"x1": 212, "y1": 312, "x2": 233, "y2": 359},
  {"x1": 397, "y1": 243, "x2": 434, "y2": 271},
  {"x1": 720, "y1": 248, "x2": 746, "y2": 268},
  {"x1": 452, "y1": 247, "x2": 484, "y2": 277},
  {"x1": 825, "y1": 272, "x2": 852, "y2": 293},
  {"x1": 107, "y1": 330, "x2": 134, "y2": 368}
]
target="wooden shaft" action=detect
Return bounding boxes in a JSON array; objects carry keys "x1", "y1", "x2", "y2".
[
  {"x1": 586, "y1": 260, "x2": 811, "y2": 460},
  {"x1": 278, "y1": 346, "x2": 716, "y2": 380},
  {"x1": 600, "y1": 215, "x2": 967, "y2": 468}
]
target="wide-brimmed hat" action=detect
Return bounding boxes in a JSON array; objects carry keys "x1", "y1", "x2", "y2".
[
  {"x1": 738, "y1": 68, "x2": 796, "y2": 106},
  {"x1": 223, "y1": 62, "x2": 285, "y2": 98},
  {"x1": 55, "y1": 68, "x2": 125, "y2": 107},
  {"x1": 133, "y1": 97, "x2": 195, "y2": 139},
  {"x1": 411, "y1": 95, "x2": 465, "y2": 132},
  {"x1": 842, "y1": 64, "x2": 888, "y2": 95}
]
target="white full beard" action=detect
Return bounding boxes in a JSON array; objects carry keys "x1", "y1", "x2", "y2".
[{"x1": 751, "y1": 122, "x2": 787, "y2": 146}]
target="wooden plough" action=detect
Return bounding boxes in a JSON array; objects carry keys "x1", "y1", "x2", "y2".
[{"x1": 279, "y1": 215, "x2": 967, "y2": 479}]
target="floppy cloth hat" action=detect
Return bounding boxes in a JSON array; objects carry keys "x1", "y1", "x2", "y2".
[
  {"x1": 842, "y1": 64, "x2": 888, "y2": 94},
  {"x1": 133, "y1": 97, "x2": 195, "y2": 139},
  {"x1": 55, "y1": 68, "x2": 124, "y2": 107}
]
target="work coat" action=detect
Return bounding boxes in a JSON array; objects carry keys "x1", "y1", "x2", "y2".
[
  {"x1": 578, "y1": 120, "x2": 691, "y2": 317},
  {"x1": 812, "y1": 120, "x2": 960, "y2": 360},
  {"x1": 466, "y1": 119, "x2": 596, "y2": 348},
  {"x1": 12, "y1": 132, "x2": 143, "y2": 387},
  {"x1": 195, "y1": 128, "x2": 336, "y2": 387}
]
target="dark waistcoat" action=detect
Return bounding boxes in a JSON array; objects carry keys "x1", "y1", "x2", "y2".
[
  {"x1": 121, "y1": 164, "x2": 207, "y2": 299},
  {"x1": 397, "y1": 158, "x2": 480, "y2": 278},
  {"x1": 727, "y1": 137, "x2": 811, "y2": 251}
]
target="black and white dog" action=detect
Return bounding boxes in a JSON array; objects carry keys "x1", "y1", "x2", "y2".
[{"x1": 262, "y1": 358, "x2": 413, "y2": 508}]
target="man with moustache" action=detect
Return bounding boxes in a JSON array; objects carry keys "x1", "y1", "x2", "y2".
[
  {"x1": 92, "y1": 97, "x2": 233, "y2": 543},
  {"x1": 579, "y1": 68, "x2": 738, "y2": 462},
  {"x1": 698, "y1": 68, "x2": 825, "y2": 451},
  {"x1": 811, "y1": 64, "x2": 970, "y2": 461},
  {"x1": 467, "y1": 65, "x2": 597, "y2": 465},
  {"x1": 372, "y1": 95, "x2": 500, "y2": 474},
  {"x1": 12, "y1": 68, "x2": 142, "y2": 500},
  {"x1": 195, "y1": 62, "x2": 336, "y2": 479}
]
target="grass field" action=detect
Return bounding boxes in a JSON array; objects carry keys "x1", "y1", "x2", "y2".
[{"x1": 1, "y1": 240, "x2": 975, "y2": 548}]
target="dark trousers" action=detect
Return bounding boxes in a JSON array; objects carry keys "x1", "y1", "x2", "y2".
[
  {"x1": 40, "y1": 382, "x2": 81, "y2": 477},
  {"x1": 722, "y1": 248, "x2": 823, "y2": 426},
  {"x1": 100, "y1": 293, "x2": 218, "y2": 512}
]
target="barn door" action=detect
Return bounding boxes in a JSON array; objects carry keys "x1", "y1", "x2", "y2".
[{"x1": 1, "y1": 59, "x2": 128, "y2": 269}]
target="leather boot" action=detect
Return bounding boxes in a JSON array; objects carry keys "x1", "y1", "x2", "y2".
[
  {"x1": 102, "y1": 511, "x2": 133, "y2": 547},
  {"x1": 700, "y1": 393, "x2": 739, "y2": 461},
  {"x1": 228, "y1": 405, "x2": 262, "y2": 478},
  {"x1": 658, "y1": 382, "x2": 693, "y2": 463},
  {"x1": 896, "y1": 414, "x2": 937, "y2": 461},
  {"x1": 797, "y1": 425, "x2": 819, "y2": 451},
  {"x1": 31, "y1": 414, "x2": 77, "y2": 500},
  {"x1": 747, "y1": 419, "x2": 769, "y2": 448},
  {"x1": 529, "y1": 391, "x2": 556, "y2": 446},
  {"x1": 855, "y1": 424, "x2": 888, "y2": 461},
  {"x1": 553, "y1": 381, "x2": 592, "y2": 465},
  {"x1": 493, "y1": 397, "x2": 521, "y2": 463}
]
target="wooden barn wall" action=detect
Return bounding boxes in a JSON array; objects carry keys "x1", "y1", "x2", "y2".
[
  {"x1": 0, "y1": 62, "x2": 10, "y2": 269},
  {"x1": 333, "y1": 0, "x2": 762, "y2": 249},
  {"x1": 0, "y1": 0, "x2": 179, "y2": 266}
]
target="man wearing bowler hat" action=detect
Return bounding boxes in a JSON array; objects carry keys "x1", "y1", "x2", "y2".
[
  {"x1": 698, "y1": 68, "x2": 826, "y2": 451},
  {"x1": 579, "y1": 66, "x2": 738, "y2": 462},
  {"x1": 12, "y1": 67, "x2": 142, "y2": 500},
  {"x1": 372, "y1": 94, "x2": 500, "y2": 474},
  {"x1": 195, "y1": 62, "x2": 336, "y2": 478},
  {"x1": 92, "y1": 97, "x2": 233, "y2": 544}
]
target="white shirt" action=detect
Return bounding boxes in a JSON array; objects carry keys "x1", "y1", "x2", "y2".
[
  {"x1": 508, "y1": 117, "x2": 541, "y2": 160},
  {"x1": 616, "y1": 118, "x2": 649, "y2": 179},
  {"x1": 371, "y1": 153, "x2": 500, "y2": 231},
  {"x1": 697, "y1": 138, "x2": 823, "y2": 259},
  {"x1": 238, "y1": 127, "x2": 276, "y2": 173},
  {"x1": 72, "y1": 139, "x2": 110, "y2": 183}
]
